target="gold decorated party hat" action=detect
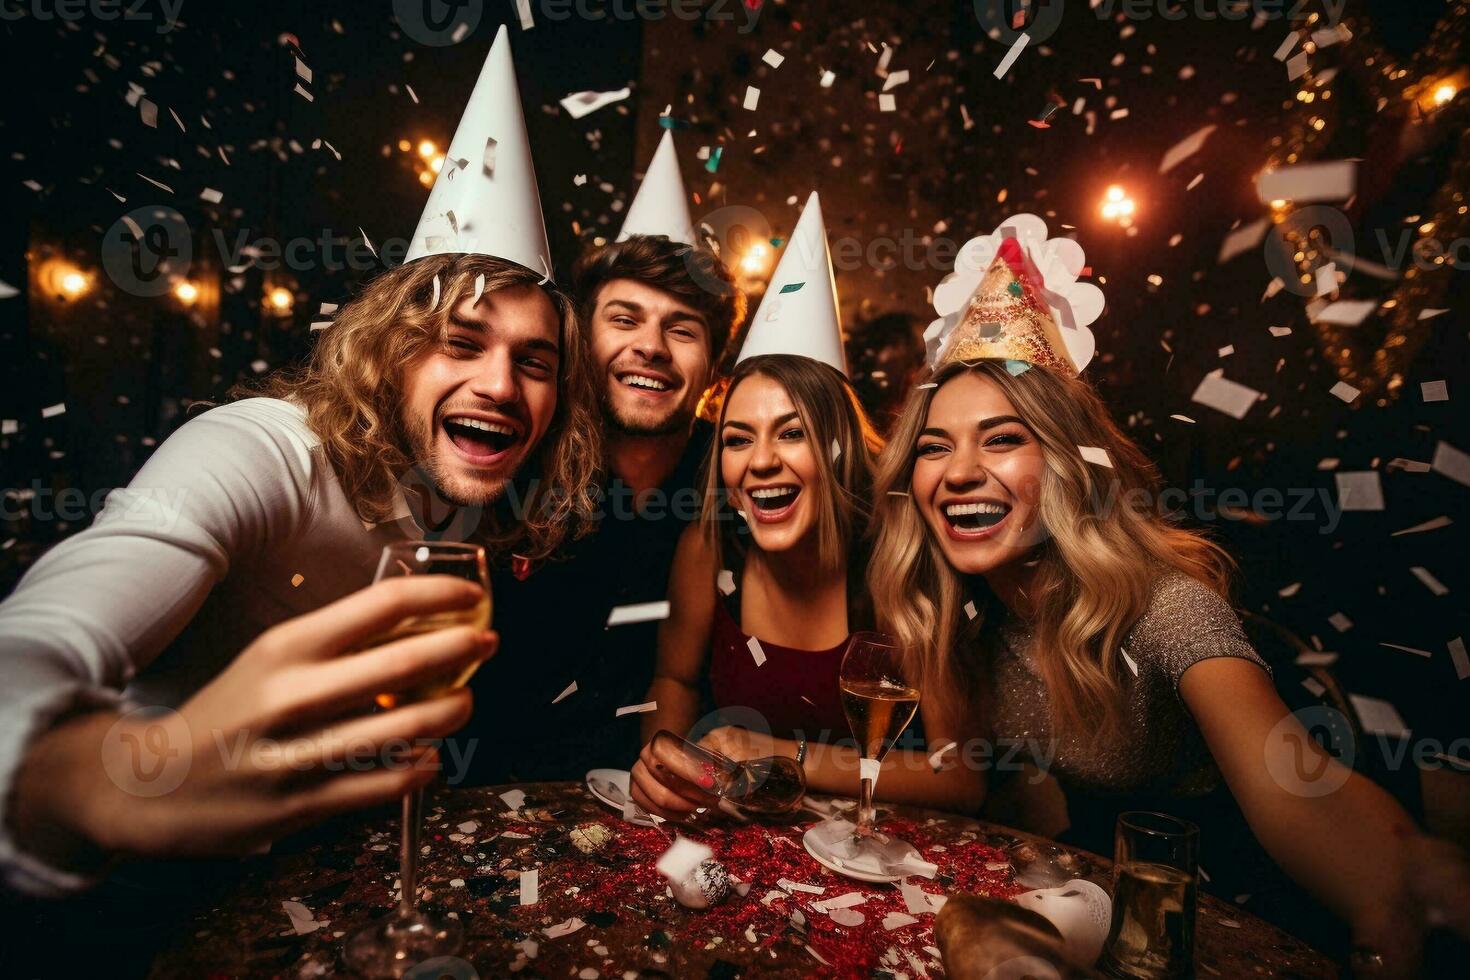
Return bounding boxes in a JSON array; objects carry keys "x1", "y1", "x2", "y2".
[{"x1": 941, "y1": 237, "x2": 1076, "y2": 373}]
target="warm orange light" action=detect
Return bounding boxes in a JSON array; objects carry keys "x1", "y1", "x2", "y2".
[
  {"x1": 398, "y1": 139, "x2": 412, "y2": 152},
  {"x1": 417, "y1": 139, "x2": 438, "y2": 160},
  {"x1": 1433, "y1": 83, "x2": 1457, "y2": 106},
  {"x1": 59, "y1": 270, "x2": 89, "y2": 297},
  {"x1": 429, "y1": 155, "x2": 446, "y2": 173},
  {"x1": 173, "y1": 280, "x2": 199, "y2": 304},
  {"x1": 267, "y1": 287, "x2": 294, "y2": 313},
  {"x1": 418, "y1": 169, "x2": 435, "y2": 187},
  {"x1": 739, "y1": 243, "x2": 770, "y2": 275},
  {"x1": 1100, "y1": 185, "x2": 1136, "y2": 224}
]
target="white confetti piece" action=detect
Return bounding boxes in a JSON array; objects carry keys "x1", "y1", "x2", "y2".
[
  {"x1": 900, "y1": 879, "x2": 931, "y2": 915},
  {"x1": 515, "y1": 0, "x2": 534, "y2": 29},
  {"x1": 829, "y1": 908, "x2": 866, "y2": 927},
  {"x1": 928, "y1": 741, "x2": 957, "y2": 770},
  {"x1": 606, "y1": 600, "x2": 671, "y2": 626},
  {"x1": 1380, "y1": 642, "x2": 1432, "y2": 658},
  {"x1": 1191, "y1": 372, "x2": 1260, "y2": 420},
  {"x1": 430, "y1": 274, "x2": 441, "y2": 312},
  {"x1": 1285, "y1": 50, "x2": 1311, "y2": 81},
  {"x1": 1158, "y1": 124, "x2": 1215, "y2": 174},
  {"x1": 1421, "y1": 380, "x2": 1448, "y2": 402},
  {"x1": 500, "y1": 788, "x2": 527, "y2": 810},
  {"x1": 0, "y1": 280, "x2": 17, "y2": 299},
  {"x1": 1449, "y1": 638, "x2": 1469, "y2": 681},
  {"x1": 41, "y1": 403, "x2": 66, "y2": 419},
  {"x1": 1315, "y1": 263, "x2": 1340, "y2": 297},
  {"x1": 405, "y1": 84, "x2": 419, "y2": 104},
  {"x1": 830, "y1": 438, "x2": 842, "y2": 462},
  {"x1": 1302, "y1": 677, "x2": 1326, "y2": 698},
  {"x1": 614, "y1": 701, "x2": 657, "y2": 717},
  {"x1": 814, "y1": 892, "x2": 867, "y2": 912},
  {"x1": 457, "y1": 820, "x2": 479, "y2": 834},
  {"x1": 762, "y1": 49, "x2": 784, "y2": 69},
  {"x1": 1392, "y1": 516, "x2": 1452, "y2": 536},
  {"x1": 1120, "y1": 648, "x2": 1139, "y2": 676},
  {"x1": 1217, "y1": 218, "x2": 1269, "y2": 264},
  {"x1": 748, "y1": 636, "x2": 766, "y2": 667},
  {"x1": 963, "y1": 600, "x2": 977, "y2": 620},
  {"x1": 1273, "y1": 32, "x2": 1299, "y2": 61},
  {"x1": 543, "y1": 916, "x2": 586, "y2": 939},
  {"x1": 1296, "y1": 651, "x2": 1338, "y2": 667},
  {"x1": 1269, "y1": 325, "x2": 1293, "y2": 337},
  {"x1": 994, "y1": 32, "x2": 1030, "y2": 78},
  {"x1": 295, "y1": 56, "x2": 312, "y2": 84},
  {"x1": 560, "y1": 87, "x2": 631, "y2": 120},
  {"x1": 1278, "y1": 582, "x2": 1302, "y2": 598},
  {"x1": 471, "y1": 272, "x2": 486, "y2": 307},
  {"x1": 1334, "y1": 471, "x2": 1384, "y2": 512},
  {"x1": 1432, "y1": 441, "x2": 1470, "y2": 488},
  {"x1": 552, "y1": 680, "x2": 578, "y2": 704},
  {"x1": 1328, "y1": 381, "x2": 1360, "y2": 403},
  {"x1": 777, "y1": 878, "x2": 825, "y2": 895},
  {"x1": 281, "y1": 900, "x2": 326, "y2": 935},
  {"x1": 1349, "y1": 693, "x2": 1409, "y2": 739},
  {"x1": 883, "y1": 911, "x2": 919, "y2": 930},
  {"x1": 743, "y1": 86, "x2": 760, "y2": 111},
  {"x1": 879, "y1": 93, "x2": 896, "y2": 112},
  {"x1": 572, "y1": 173, "x2": 587, "y2": 186},
  {"x1": 1311, "y1": 300, "x2": 1377, "y2": 326},
  {"x1": 293, "y1": 82, "x2": 313, "y2": 103},
  {"x1": 1, "y1": 420, "x2": 17, "y2": 435},
  {"x1": 1328, "y1": 612, "x2": 1354, "y2": 632},
  {"x1": 1218, "y1": 345, "x2": 1235, "y2": 358},
  {"x1": 820, "y1": 69, "x2": 835, "y2": 87},
  {"x1": 199, "y1": 187, "x2": 223, "y2": 204},
  {"x1": 1420, "y1": 308, "x2": 1449, "y2": 320},
  {"x1": 1079, "y1": 445, "x2": 1112, "y2": 467},
  {"x1": 1409, "y1": 567, "x2": 1449, "y2": 596},
  {"x1": 717, "y1": 569, "x2": 737, "y2": 595},
  {"x1": 1256, "y1": 160, "x2": 1356, "y2": 204},
  {"x1": 882, "y1": 69, "x2": 910, "y2": 91},
  {"x1": 520, "y1": 868, "x2": 539, "y2": 905}
]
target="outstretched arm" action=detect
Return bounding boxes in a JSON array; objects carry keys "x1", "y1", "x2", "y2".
[{"x1": 1183, "y1": 657, "x2": 1470, "y2": 977}]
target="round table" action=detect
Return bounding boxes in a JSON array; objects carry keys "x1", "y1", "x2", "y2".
[{"x1": 147, "y1": 782, "x2": 1336, "y2": 978}]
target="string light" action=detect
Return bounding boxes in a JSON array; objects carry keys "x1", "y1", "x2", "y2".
[
  {"x1": 267, "y1": 287, "x2": 294, "y2": 314},
  {"x1": 173, "y1": 280, "x2": 199, "y2": 305},
  {"x1": 1099, "y1": 185, "x2": 1136, "y2": 225},
  {"x1": 739, "y1": 243, "x2": 770, "y2": 275},
  {"x1": 417, "y1": 139, "x2": 438, "y2": 160}
]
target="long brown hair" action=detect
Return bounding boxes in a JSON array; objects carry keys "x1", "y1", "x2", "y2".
[
  {"x1": 869, "y1": 359, "x2": 1234, "y2": 737},
  {"x1": 700, "y1": 354, "x2": 883, "y2": 587},
  {"x1": 240, "y1": 254, "x2": 603, "y2": 561}
]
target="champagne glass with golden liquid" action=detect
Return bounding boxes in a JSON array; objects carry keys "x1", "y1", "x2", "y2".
[
  {"x1": 1099, "y1": 811, "x2": 1199, "y2": 979},
  {"x1": 344, "y1": 542, "x2": 490, "y2": 977},
  {"x1": 804, "y1": 631, "x2": 925, "y2": 876}
]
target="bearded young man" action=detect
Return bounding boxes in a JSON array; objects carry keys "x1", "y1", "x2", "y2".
[
  {"x1": 0, "y1": 29, "x2": 600, "y2": 896},
  {"x1": 464, "y1": 132, "x2": 745, "y2": 782}
]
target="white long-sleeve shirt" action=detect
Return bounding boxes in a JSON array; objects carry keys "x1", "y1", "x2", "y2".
[{"x1": 0, "y1": 397, "x2": 412, "y2": 896}]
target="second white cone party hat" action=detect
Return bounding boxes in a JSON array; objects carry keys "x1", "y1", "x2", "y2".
[
  {"x1": 617, "y1": 129, "x2": 697, "y2": 247},
  {"x1": 405, "y1": 25, "x2": 553, "y2": 278},
  {"x1": 736, "y1": 191, "x2": 847, "y2": 375}
]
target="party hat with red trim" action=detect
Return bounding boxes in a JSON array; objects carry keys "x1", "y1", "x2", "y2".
[
  {"x1": 618, "y1": 129, "x2": 697, "y2": 247},
  {"x1": 736, "y1": 191, "x2": 847, "y2": 376},
  {"x1": 925, "y1": 214, "x2": 1104, "y2": 374},
  {"x1": 405, "y1": 25, "x2": 553, "y2": 280}
]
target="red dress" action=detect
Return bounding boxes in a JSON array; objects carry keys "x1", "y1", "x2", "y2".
[{"x1": 707, "y1": 590, "x2": 851, "y2": 742}]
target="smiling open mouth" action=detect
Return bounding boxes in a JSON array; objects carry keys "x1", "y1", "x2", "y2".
[
  {"x1": 943, "y1": 501, "x2": 1010, "y2": 532},
  {"x1": 618, "y1": 372, "x2": 674, "y2": 393},
  {"x1": 443, "y1": 416, "x2": 519, "y2": 459}
]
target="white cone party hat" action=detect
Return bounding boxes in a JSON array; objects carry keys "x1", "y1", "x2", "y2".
[
  {"x1": 617, "y1": 129, "x2": 697, "y2": 247},
  {"x1": 405, "y1": 25, "x2": 553, "y2": 278},
  {"x1": 735, "y1": 191, "x2": 847, "y2": 376}
]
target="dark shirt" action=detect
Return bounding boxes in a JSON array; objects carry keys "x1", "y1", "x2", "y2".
[{"x1": 457, "y1": 421, "x2": 712, "y2": 785}]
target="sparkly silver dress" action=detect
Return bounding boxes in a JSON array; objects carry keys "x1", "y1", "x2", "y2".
[{"x1": 988, "y1": 570, "x2": 1271, "y2": 801}]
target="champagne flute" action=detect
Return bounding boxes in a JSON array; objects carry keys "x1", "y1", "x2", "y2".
[
  {"x1": 839, "y1": 631, "x2": 920, "y2": 844},
  {"x1": 344, "y1": 542, "x2": 490, "y2": 978},
  {"x1": 646, "y1": 730, "x2": 807, "y2": 816}
]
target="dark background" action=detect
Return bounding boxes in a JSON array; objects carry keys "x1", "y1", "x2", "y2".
[{"x1": 0, "y1": 0, "x2": 1465, "y2": 816}]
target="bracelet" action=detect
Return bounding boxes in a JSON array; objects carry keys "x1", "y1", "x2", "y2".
[{"x1": 795, "y1": 735, "x2": 808, "y2": 767}]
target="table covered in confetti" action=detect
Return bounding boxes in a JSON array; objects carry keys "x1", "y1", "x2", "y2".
[{"x1": 147, "y1": 782, "x2": 1335, "y2": 978}]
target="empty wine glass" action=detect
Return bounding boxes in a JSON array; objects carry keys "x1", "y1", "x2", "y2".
[{"x1": 646, "y1": 730, "x2": 806, "y2": 816}]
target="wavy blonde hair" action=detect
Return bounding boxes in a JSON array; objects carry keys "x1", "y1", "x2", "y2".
[
  {"x1": 700, "y1": 355, "x2": 883, "y2": 587},
  {"x1": 241, "y1": 254, "x2": 602, "y2": 561},
  {"x1": 868, "y1": 359, "x2": 1233, "y2": 738}
]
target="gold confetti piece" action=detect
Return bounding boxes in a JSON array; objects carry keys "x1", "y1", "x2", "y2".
[{"x1": 290, "y1": 573, "x2": 304, "y2": 588}]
